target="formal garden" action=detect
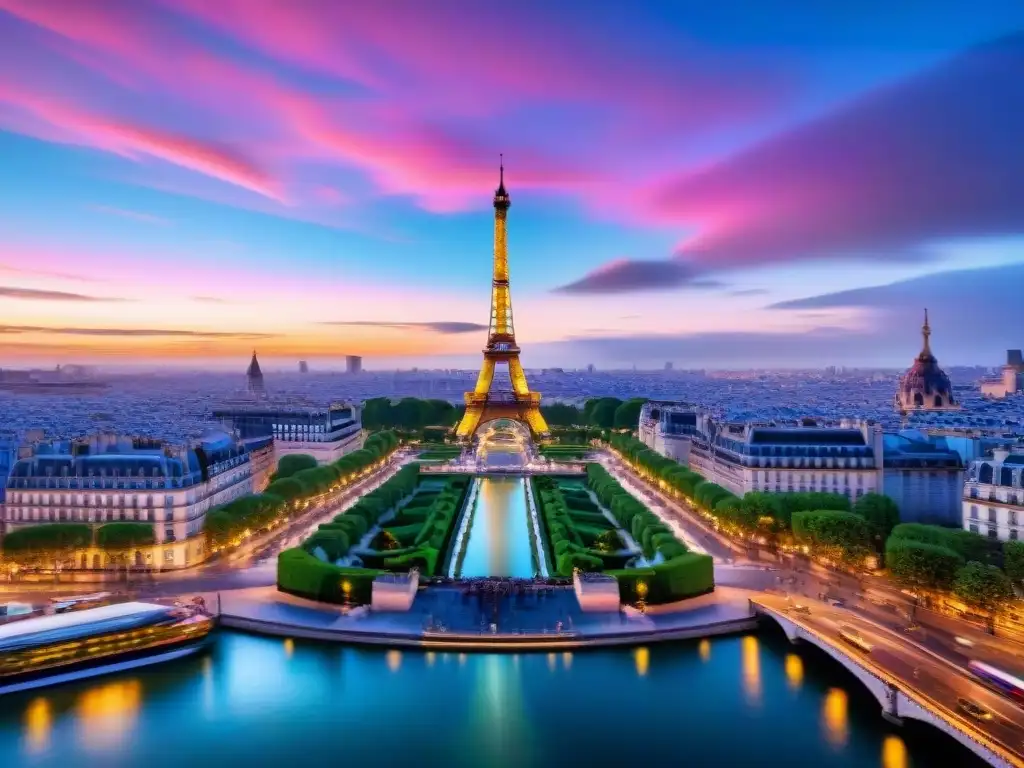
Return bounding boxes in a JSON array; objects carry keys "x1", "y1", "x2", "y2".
[
  {"x1": 532, "y1": 464, "x2": 714, "y2": 604},
  {"x1": 277, "y1": 465, "x2": 475, "y2": 604}
]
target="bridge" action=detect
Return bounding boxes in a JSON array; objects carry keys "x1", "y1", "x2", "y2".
[{"x1": 752, "y1": 595, "x2": 1024, "y2": 768}]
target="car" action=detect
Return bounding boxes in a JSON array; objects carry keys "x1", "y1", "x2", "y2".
[
  {"x1": 788, "y1": 604, "x2": 811, "y2": 615},
  {"x1": 957, "y1": 698, "x2": 993, "y2": 721},
  {"x1": 953, "y1": 636, "x2": 975, "y2": 648}
]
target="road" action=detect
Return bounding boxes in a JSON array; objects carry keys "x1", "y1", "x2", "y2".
[
  {"x1": 601, "y1": 449, "x2": 1024, "y2": 682},
  {"x1": 755, "y1": 594, "x2": 1024, "y2": 766}
]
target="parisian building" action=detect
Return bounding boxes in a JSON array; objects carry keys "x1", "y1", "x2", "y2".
[
  {"x1": 963, "y1": 447, "x2": 1024, "y2": 542},
  {"x1": 2, "y1": 431, "x2": 254, "y2": 569}
]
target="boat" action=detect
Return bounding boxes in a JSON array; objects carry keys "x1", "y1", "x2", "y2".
[{"x1": 0, "y1": 601, "x2": 215, "y2": 695}]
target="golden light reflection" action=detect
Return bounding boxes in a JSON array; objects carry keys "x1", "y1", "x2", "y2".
[
  {"x1": 785, "y1": 653, "x2": 804, "y2": 691},
  {"x1": 547, "y1": 653, "x2": 556, "y2": 672},
  {"x1": 698, "y1": 638, "x2": 711, "y2": 662},
  {"x1": 23, "y1": 697, "x2": 51, "y2": 755},
  {"x1": 283, "y1": 638, "x2": 295, "y2": 659},
  {"x1": 76, "y1": 679, "x2": 142, "y2": 751},
  {"x1": 458, "y1": 653, "x2": 467, "y2": 666},
  {"x1": 426, "y1": 652, "x2": 436, "y2": 667},
  {"x1": 634, "y1": 646, "x2": 650, "y2": 677},
  {"x1": 386, "y1": 650, "x2": 402, "y2": 673},
  {"x1": 741, "y1": 635, "x2": 761, "y2": 705},
  {"x1": 882, "y1": 735, "x2": 908, "y2": 768},
  {"x1": 562, "y1": 652, "x2": 572, "y2": 670},
  {"x1": 822, "y1": 688, "x2": 849, "y2": 748}
]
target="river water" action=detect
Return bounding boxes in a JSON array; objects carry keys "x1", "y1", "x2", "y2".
[
  {"x1": 456, "y1": 477, "x2": 536, "y2": 578},
  {"x1": 0, "y1": 629, "x2": 982, "y2": 768}
]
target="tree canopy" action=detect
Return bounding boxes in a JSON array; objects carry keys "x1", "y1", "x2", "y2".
[
  {"x1": 953, "y1": 561, "x2": 1014, "y2": 615},
  {"x1": 853, "y1": 492, "x2": 900, "y2": 543}
]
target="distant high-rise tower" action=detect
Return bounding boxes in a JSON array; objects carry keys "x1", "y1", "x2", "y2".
[
  {"x1": 247, "y1": 351, "x2": 267, "y2": 399},
  {"x1": 664, "y1": 361, "x2": 673, "y2": 371},
  {"x1": 586, "y1": 363, "x2": 595, "y2": 374},
  {"x1": 299, "y1": 360, "x2": 309, "y2": 374},
  {"x1": 346, "y1": 355, "x2": 362, "y2": 375}
]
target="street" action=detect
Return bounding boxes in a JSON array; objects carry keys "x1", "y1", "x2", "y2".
[{"x1": 755, "y1": 593, "x2": 1024, "y2": 766}]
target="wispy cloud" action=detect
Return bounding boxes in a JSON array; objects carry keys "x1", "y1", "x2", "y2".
[
  {"x1": 0, "y1": 325, "x2": 272, "y2": 338},
  {"x1": 0, "y1": 287, "x2": 125, "y2": 302},
  {"x1": 729, "y1": 288, "x2": 769, "y2": 297},
  {"x1": 0, "y1": 263, "x2": 95, "y2": 283},
  {"x1": 191, "y1": 295, "x2": 229, "y2": 304},
  {"x1": 553, "y1": 258, "x2": 723, "y2": 295},
  {"x1": 86, "y1": 204, "x2": 171, "y2": 225},
  {"x1": 321, "y1": 320, "x2": 487, "y2": 334}
]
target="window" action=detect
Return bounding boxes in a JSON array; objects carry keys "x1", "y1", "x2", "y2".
[
  {"x1": 1011, "y1": 529, "x2": 1019, "y2": 541},
  {"x1": 989, "y1": 508, "x2": 998, "y2": 523},
  {"x1": 163, "y1": 549, "x2": 175, "y2": 564},
  {"x1": 970, "y1": 505, "x2": 979, "y2": 520},
  {"x1": 988, "y1": 527, "x2": 999, "y2": 540}
]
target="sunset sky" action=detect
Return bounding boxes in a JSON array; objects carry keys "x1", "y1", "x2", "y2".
[{"x1": 1, "y1": 1, "x2": 1023, "y2": 370}]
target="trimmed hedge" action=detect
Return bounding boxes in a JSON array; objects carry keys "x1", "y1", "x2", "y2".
[{"x1": 277, "y1": 547, "x2": 383, "y2": 604}]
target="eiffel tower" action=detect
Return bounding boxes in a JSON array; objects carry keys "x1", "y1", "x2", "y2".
[{"x1": 455, "y1": 159, "x2": 549, "y2": 440}]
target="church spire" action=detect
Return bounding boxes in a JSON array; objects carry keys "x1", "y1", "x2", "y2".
[{"x1": 919, "y1": 308, "x2": 933, "y2": 360}]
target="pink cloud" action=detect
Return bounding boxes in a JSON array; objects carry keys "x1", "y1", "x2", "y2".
[
  {"x1": 0, "y1": 84, "x2": 282, "y2": 200},
  {"x1": 86, "y1": 205, "x2": 171, "y2": 225}
]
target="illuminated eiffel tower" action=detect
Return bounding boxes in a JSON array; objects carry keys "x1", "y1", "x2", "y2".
[{"x1": 455, "y1": 159, "x2": 549, "y2": 440}]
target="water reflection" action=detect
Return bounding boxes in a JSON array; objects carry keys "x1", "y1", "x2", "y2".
[
  {"x1": 76, "y1": 679, "x2": 142, "y2": 751},
  {"x1": 698, "y1": 638, "x2": 711, "y2": 662},
  {"x1": 458, "y1": 478, "x2": 534, "y2": 577},
  {"x1": 562, "y1": 652, "x2": 572, "y2": 670},
  {"x1": 22, "y1": 697, "x2": 50, "y2": 756},
  {"x1": 283, "y1": 638, "x2": 295, "y2": 659},
  {"x1": 785, "y1": 654, "x2": 804, "y2": 691},
  {"x1": 547, "y1": 653, "x2": 556, "y2": 672},
  {"x1": 470, "y1": 655, "x2": 529, "y2": 766},
  {"x1": 741, "y1": 636, "x2": 761, "y2": 705},
  {"x1": 882, "y1": 735, "x2": 908, "y2": 768},
  {"x1": 386, "y1": 650, "x2": 402, "y2": 672},
  {"x1": 426, "y1": 652, "x2": 436, "y2": 667},
  {"x1": 634, "y1": 646, "x2": 650, "y2": 677},
  {"x1": 822, "y1": 688, "x2": 849, "y2": 748}
]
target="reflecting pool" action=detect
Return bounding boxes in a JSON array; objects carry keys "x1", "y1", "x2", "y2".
[
  {"x1": 456, "y1": 477, "x2": 536, "y2": 578},
  {"x1": 0, "y1": 629, "x2": 984, "y2": 768}
]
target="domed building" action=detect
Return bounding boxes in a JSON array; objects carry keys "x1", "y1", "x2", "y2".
[{"x1": 895, "y1": 310, "x2": 960, "y2": 413}]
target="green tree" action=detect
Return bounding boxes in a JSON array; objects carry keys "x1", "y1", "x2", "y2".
[
  {"x1": 541, "y1": 403, "x2": 584, "y2": 427},
  {"x1": 953, "y1": 561, "x2": 1014, "y2": 619},
  {"x1": 274, "y1": 454, "x2": 317, "y2": 480},
  {"x1": 792, "y1": 510, "x2": 872, "y2": 566},
  {"x1": 1004, "y1": 540, "x2": 1024, "y2": 586},
  {"x1": 612, "y1": 398, "x2": 648, "y2": 430},
  {"x1": 586, "y1": 397, "x2": 623, "y2": 429},
  {"x1": 885, "y1": 538, "x2": 963, "y2": 592},
  {"x1": 853, "y1": 493, "x2": 900, "y2": 545}
]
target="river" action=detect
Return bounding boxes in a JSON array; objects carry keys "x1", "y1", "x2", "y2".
[
  {"x1": 0, "y1": 629, "x2": 983, "y2": 767},
  {"x1": 455, "y1": 477, "x2": 537, "y2": 578}
]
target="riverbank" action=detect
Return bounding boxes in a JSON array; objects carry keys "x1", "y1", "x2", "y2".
[{"x1": 212, "y1": 584, "x2": 758, "y2": 650}]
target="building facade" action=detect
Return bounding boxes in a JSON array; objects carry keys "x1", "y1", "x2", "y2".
[
  {"x1": 980, "y1": 349, "x2": 1024, "y2": 399},
  {"x1": 638, "y1": 403, "x2": 965, "y2": 520},
  {"x1": 213, "y1": 402, "x2": 363, "y2": 465},
  {"x1": 346, "y1": 355, "x2": 363, "y2": 375},
  {"x1": 963, "y1": 448, "x2": 1024, "y2": 542},
  {"x1": 2, "y1": 431, "x2": 254, "y2": 569},
  {"x1": 882, "y1": 432, "x2": 964, "y2": 526}
]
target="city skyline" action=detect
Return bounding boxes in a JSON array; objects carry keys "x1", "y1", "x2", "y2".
[{"x1": 2, "y1": 1, "x2": 1024, "y2": 370}]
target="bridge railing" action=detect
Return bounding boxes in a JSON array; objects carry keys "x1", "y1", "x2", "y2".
[{"x1": 752, "y1": 600, "x2": 1022, "y2": 767}]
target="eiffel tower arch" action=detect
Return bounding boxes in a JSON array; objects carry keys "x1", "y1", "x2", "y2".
[{"x1": 455, "y1": 159, "x2": 549, "y2": 441}]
